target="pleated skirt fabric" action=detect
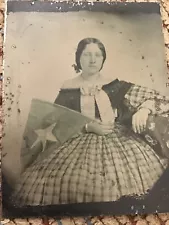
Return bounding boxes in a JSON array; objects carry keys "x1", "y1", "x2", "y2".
[{"x1": 11, "y1": 124, "x2": 168, "y2": 206}]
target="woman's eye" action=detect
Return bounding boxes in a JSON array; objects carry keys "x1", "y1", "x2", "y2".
[
  {"x1": 95, "y1": 53, "x2": 102, "y2": 57},
  {"x1": 83, "y1": 52, "x2": 90, "y2": 56},
  {"x1": 83, "y1": 52, "x2": 102, "y2": 57}
]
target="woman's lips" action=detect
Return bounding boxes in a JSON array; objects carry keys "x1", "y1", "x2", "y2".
[{"x1": 89, "y1": 65, "x2": 96, "y2": 68}]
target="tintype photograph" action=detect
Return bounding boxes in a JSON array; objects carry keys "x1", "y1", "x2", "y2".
[{"x1": 2, "y1": 1, "x2": 169, "y2": 217}]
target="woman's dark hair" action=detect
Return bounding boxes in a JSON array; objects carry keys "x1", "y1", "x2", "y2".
[{"x1": 73, "y1": 37, "x2": 106, "y2": 73}]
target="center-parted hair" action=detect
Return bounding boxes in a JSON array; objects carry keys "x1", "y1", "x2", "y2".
[{"x1": 73, "y1": 38, "x2": 106, "y2": 73}]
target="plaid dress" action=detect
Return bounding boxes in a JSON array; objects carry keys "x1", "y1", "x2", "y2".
[{"x1": 11, "y1": 81, "x2": 169, "y2": 206}]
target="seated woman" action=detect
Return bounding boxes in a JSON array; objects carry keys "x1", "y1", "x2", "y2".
[{"x1": 11, "y1": 37, "x2": 169, "y2": 206}]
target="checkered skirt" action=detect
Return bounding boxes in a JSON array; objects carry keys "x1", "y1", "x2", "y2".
[{"x1": 11, "y1": 123, "x2": 168, "y2": 206}]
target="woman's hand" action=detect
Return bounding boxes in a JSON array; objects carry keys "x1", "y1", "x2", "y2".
[
  {"x1": 86, "y1": 121, "x2": 114, "y2": 136},
  {"x1": 132, "y1": 108, "x2": 151, "y2": 134}
]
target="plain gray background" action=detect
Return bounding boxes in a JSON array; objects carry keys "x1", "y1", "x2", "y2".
[{"x1": 2, "y1": 11, "x2": 169, "y2": 185}]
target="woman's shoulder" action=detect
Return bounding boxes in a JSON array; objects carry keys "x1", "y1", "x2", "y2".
[
  {"x1": 61, "y1": 77, "x2": 82, "y2": 90},
  {"x1": 102, "y1": 79, "x2": 133, "y2": 94},
  {"x1": 103, "y1": 78, "x2": 126, "y2": 88},
  {"x1": 61, "y1": 77, "x2": 133, "y2": 90}
]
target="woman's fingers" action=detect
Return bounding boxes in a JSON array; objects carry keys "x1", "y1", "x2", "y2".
[
  {"x1": 100, "y1": 122, "x2": 114, "y2": 128},
  {"x1": 141, "y1": 116, "x2": 147, "y2": 132},
  {"x1": 101, "y1": 126, "x2": 113, "y2": 133},
  {"x1": 132, "y1": 115, "x2": 137, "y2": 133},
  {"x1": 102, "y1": 125, "x2": 113, "y2": 130},
  {"x1": 133, "y1": 114, "x2": 142, "y2": 133},
  {"x1": 138, "y1": 118, "x2": 144, "y2": 133},
  {"x1": 101, "y1": 126, "x2": 113, "y2": 131},
  {"x1": 139, "y1": 113, "x2": 148, "y2": 133},
  {"x1": 132, "y1": 114, "x2": 148, "y2": 134},
  {"x1": 100, "y1": 124, "x2": 113, "y2": 134},
  {"x1": 103, "y1": 129, "x2": 113, "y2": 134},
  {"x1": 136, "y1": 117, "x2": 141, "y2": 134},
  {"x1": 89, "y1": 121, "x2": 113, "y2": 135},
  {"x1": 143, "y1": 115, "x2": 148, "y2": 130}
]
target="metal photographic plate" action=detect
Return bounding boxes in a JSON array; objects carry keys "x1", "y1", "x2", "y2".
[{"x1": 2, "y1": 1, "x2": 169, "y2": 218}]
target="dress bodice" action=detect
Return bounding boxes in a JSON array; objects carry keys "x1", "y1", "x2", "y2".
[
  {"x1": 80, "y1": 84, "x2": 117, "y2": 122},
  {"x1": 54, "y1": 79, "x2": 134, "y2": 126}
]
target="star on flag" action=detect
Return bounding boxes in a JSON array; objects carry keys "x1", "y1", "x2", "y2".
[{"x1": 30, "y1": 123, "x2": 58, "y2": 152}]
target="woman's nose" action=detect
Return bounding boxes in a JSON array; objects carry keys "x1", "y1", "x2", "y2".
[{"x1": 90, "y1": 55, "x2": 96, "y2": 63}]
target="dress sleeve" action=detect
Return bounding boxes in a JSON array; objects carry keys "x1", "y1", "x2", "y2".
[
  {"x1": 54, "y1": 89, "x2": 74, "y2": 109},
  {"x1": 54, "y1": 89, "x2": 67, "y2": 106},
  {"x1": 124, "y1": 84, "x2": 169, "y2": 115}
]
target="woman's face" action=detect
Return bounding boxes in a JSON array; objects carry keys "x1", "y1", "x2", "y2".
[{"x1": 79, "y1": 43, "x2": 104, "y2": 75}]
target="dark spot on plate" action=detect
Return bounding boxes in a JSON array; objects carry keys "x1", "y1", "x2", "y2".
[
  {"x1": 129, "y1": 39, "x2": 132, "y2": 42},
  {"x1": 18, "y1": 109, "x2": 21, "y2": 113},
  {"x1": 100, "y1": 172, "x2": 105, "y2": 176},
  {"x1": 100, "y1": 21, "x2": 104, "y2": 24},
  {"x1": 12, "y1": 45, "x2": 16, "y2": 49},
  {"x1": 7, "y1": 107, "x2": 11, "y2": 111},
  {"x1": 150, "y1": 73, "x2": 153, "y2": 77},
  {"x1": 0, "y1": 48, "x2": 3, "y2": 56},
  {"x1": 142, "y1": 56, "x2": 145, "y2": 59},
  {"x1": 2, "y1": 153, "x2": 7, "y2": 157}
]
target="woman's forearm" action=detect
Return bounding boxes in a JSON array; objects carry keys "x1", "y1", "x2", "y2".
[
  {"x1": 124, "y1": 84, "x2": 169, "y2": 116},
  {"x1": 137, "y1": 100, "x2": 155, "y2": 114}
]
